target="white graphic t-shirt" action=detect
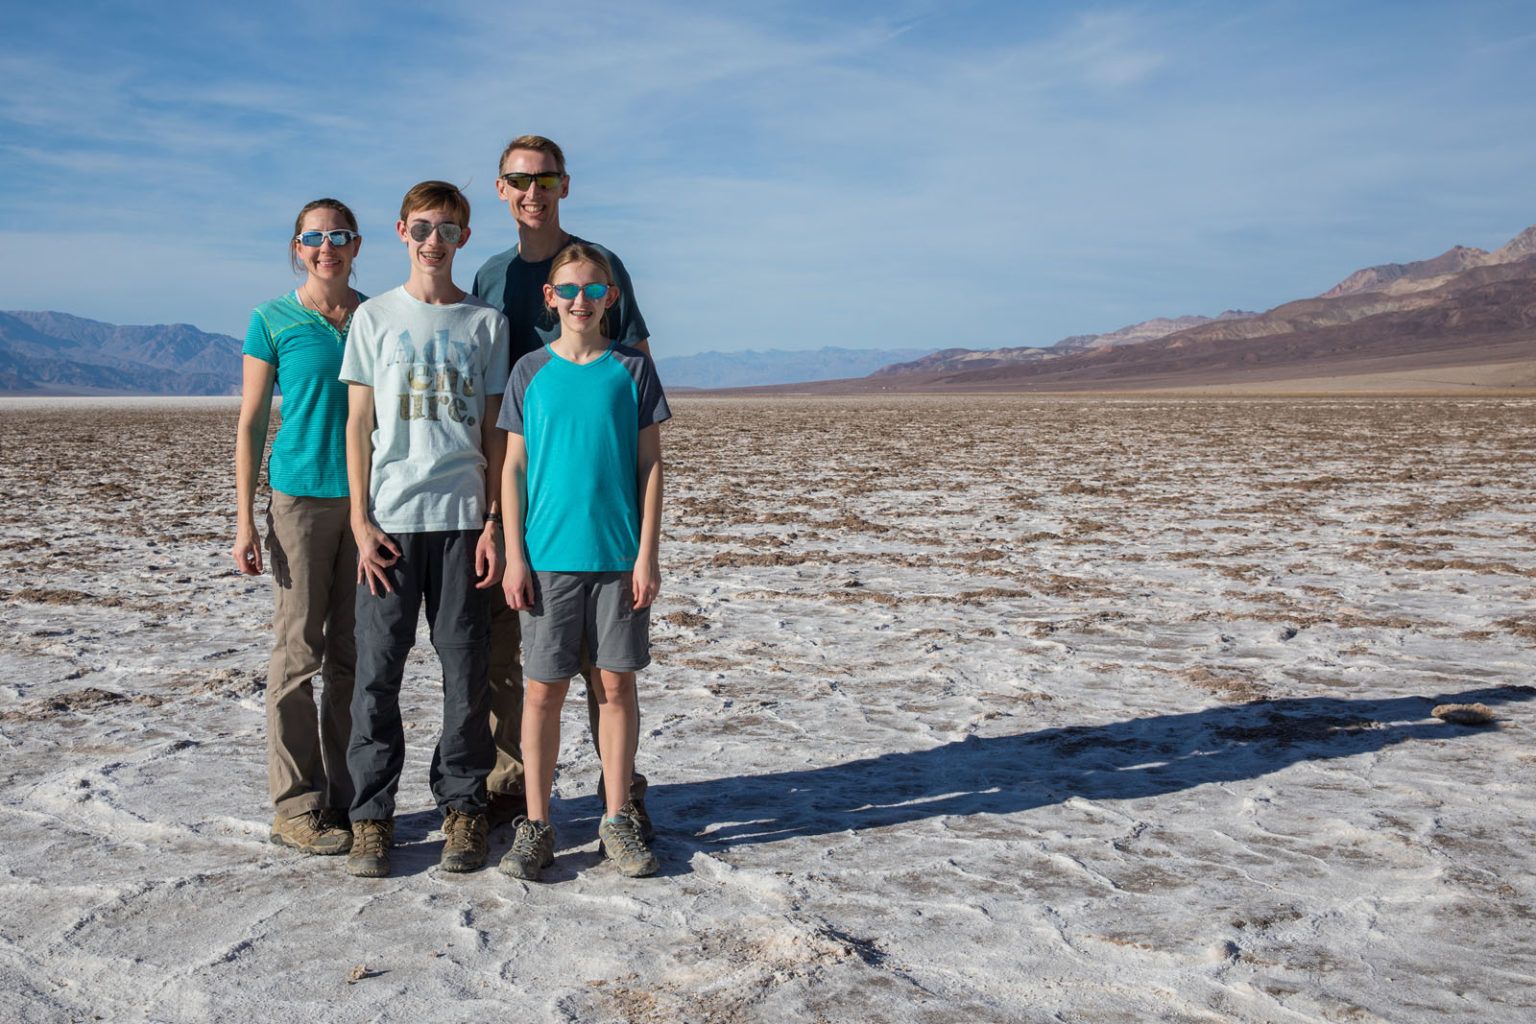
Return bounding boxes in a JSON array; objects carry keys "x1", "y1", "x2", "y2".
[{"x1": 339, "y1": 286, "x2": 511, "y2": 533}]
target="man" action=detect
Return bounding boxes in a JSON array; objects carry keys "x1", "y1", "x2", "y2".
[{"x1": 472, "y1": 135, "x2": 655, "y2": 838}]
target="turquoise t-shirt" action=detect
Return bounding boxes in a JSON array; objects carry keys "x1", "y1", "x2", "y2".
[
  {"x1": 243, "y1": 291, "x2": 362, "y2": 498},
  {"x1": 498, "y1": 343, "x2": 671, "y2": 572}
]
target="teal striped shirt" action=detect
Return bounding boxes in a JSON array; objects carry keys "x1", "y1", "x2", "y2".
[{"x1": 244, "y1": 291, "x2": 362, "y2": 498}]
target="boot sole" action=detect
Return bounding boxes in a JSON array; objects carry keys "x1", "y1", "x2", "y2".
[
  {"x1": 269, "y1": 833, "x2": 351, "y2": 856},
  {"x1": 346, "y1": 859, "x2": 390, "y2": 878}
]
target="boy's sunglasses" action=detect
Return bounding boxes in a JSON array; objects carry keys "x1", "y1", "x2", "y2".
[
  {"x1": 407, "y1": 221, "x2": 463, "y2": 244},
  {"x1": 500, "y1": 172, "x2": 564, "y2": 191},
  {"x1": 551, "y1": 283, "x2": 611, "y2": 301},
  {"x1": 295, "y1": 229, "x2": 359, "y2": 247}
]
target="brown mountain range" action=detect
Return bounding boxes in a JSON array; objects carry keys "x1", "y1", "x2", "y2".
[{"x1": 756, "y1": 225, "x2": 1536, "y2": 394}]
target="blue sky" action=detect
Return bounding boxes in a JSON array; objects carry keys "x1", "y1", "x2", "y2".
[{"x1": 2, "y1": 1, "x2": 1533, "y2": 355}]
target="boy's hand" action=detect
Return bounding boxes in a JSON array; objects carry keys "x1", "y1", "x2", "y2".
[
  {"x1": 503, "y1": 558, "x2": 534, "y2": 610},
  {"x1": 632, "y1": 557, "x2": 660, "y2": 610},
  {"x1": 354, "y1": 522, "x2": 401, "y2": 596},
  {"x1": 475, "y1": 525, "x2": 504, "y2": 589}
]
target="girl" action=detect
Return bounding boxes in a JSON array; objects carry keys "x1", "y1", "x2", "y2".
[
  {"x1": 495, "y1": 242, "x2": 670, "y2": 880},
  {"x1": 232, "y1": 198, "x2": 364, "y2": 855}
]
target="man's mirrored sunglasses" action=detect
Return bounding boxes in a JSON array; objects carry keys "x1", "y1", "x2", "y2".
[
  {"x1": 551, "y1": 283, "x2": 611, "y2": 301},
  {"x1": 407, "y1": 221, "x2": 463, "y2": 244},
  {"x1": 500, "y1": 172, "x2": 564, "y2": 191},
  {"x1": 296, "y1": 229, "x2": 359, "y2": 247}
]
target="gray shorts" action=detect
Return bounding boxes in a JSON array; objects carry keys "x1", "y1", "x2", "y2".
[{"x1": 520, "y1": 571, "x2": 651, "y2": 681}]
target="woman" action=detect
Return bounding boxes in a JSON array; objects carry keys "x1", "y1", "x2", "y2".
[{"x1": 231, "y1": 198, "x2": 364, "y2": 855}]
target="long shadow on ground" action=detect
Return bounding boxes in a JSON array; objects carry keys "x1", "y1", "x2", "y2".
[{"x1": 650, "y1": 685, "x2": 1533, "y2": 851}]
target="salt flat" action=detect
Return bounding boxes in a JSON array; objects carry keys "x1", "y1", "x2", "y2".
[{"x1": 1, "y1": 396, "x2": 1533, "y2": 1024}]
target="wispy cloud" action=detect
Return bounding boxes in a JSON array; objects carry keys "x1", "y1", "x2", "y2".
[{"x1": 1, "y1": 1, "x2": 1533, "y2": 352}]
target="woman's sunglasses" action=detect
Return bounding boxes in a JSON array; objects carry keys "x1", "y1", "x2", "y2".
[
  {"x1": 551, "y1": 283, "x2": 611, "y2": 301},
  {"x1": 295, "y1": 229, "x2": 359, "y2": 247}
]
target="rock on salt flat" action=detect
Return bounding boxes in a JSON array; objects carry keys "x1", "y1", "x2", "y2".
[{"x1": 1, "y1": 395, "x2": 1534, "y2": 1023}]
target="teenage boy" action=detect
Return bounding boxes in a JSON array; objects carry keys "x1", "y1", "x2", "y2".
[
  {"x1": 472, "y1": 135, "x2": 655, "y2": 836},
  {"x1": 340, "y1": 181, "x2": 511, "y2": 878}
]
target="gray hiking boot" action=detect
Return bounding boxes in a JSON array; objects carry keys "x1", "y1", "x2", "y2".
[
  {"x1": 346, "y1": 819, "x2": 393, "y2": 878},
  {"x1": 595, "y1": 772, "x2": 654, "y2": 841},
  {"x1": 270, "y1": 809, "x2": 352, "y2": 855},
  {"x1": 440, "y1": 809, "x2": 489, "y2": 872},
  {"x1": 498, "y1": 816, "x2": 556, "y2": 881},
  {"x1": 599, "y1": 813, "x2": 659, "y2": 878}
]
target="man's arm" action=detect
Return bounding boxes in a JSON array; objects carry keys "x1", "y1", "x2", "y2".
[
  {"x1": 631, "y1": 424, "x2": 663, "y2": 609},
  {"x1": 475, "y1": 393, "x2": 506, "y2": 588},
  {"x1": 346, "y1": 382, "x2": 400, "y2": 595},
  {"x1": 500, "y1": 432, "x2": 533, "y2": 610}
]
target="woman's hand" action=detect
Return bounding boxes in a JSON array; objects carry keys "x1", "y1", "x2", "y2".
[{"x1": 231, "y1": 524, "x2": 263, "y2": 575}]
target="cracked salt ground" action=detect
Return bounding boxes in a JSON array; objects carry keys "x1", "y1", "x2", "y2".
[{"x1": 1, "y1": 395, "x2": 1535, "y2": 1023}]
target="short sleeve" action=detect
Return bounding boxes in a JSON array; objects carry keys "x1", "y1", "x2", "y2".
[
  {"x1": 606, "y1": 251, "x2": 650, "y2": 348},
  {"x1": 485, "y1": 313, "x2": 511, "y2": 395},
  {"x1": 338, "y1": 305, "x2": 376, "y2": 386},
  {"x1": 497, "y1": 353, "x2": 536, "y2": 435},
  {"x1": 634, "y1": 353, "x2": 671, "y2": 429},
  {"x1": 243, "y1": 309, "x2": 277, "y2": 365}
]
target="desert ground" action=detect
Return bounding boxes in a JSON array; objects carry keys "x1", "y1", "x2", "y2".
[{"x1": 1, "y1": 395, "x2": 1533, "y2": 1024}]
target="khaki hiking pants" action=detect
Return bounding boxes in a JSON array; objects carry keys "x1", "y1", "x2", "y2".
[{"x1": 264, "y1": 491, "x2": 357, "y2": 818}]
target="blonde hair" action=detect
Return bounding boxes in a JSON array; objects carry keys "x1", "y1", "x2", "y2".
[{"x1": 499, "y1": 135, "x2": 566, "y2": 175}]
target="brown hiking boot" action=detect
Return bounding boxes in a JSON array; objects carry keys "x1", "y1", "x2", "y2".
[
  {"x1": 486, "y1": 789, "x2": 527, "y2": 829},
  {"x1": 270, "y1": 809, "x2": 352, "y2": 856},
  {"x1": 440, "y1": 810, "x2": 489, "y2": 872},
  {"x1": 595, "y1": 773, "x2": 654, "y2": 841},
  {"x1": 346, "y1": 819, "x2": 393, "y2": 877}
]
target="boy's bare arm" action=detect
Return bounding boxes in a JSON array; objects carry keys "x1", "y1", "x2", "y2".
[
  {"x1": 475, "y1": 393, "x2": 506, "y2": 588},
  {"x1": 632, "y1": 424, "x2": 663, "y2": 609},
  {"x1": 346, "y1": 382, "x2": 400, "y2": 595},
  {"x1": 500, "y1": 432, "x2": 533, "y2": 609}
]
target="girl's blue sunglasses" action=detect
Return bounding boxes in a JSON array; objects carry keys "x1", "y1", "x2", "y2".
[{"x1": 551, "y1": 283, "x2": 611, "y2": 301}]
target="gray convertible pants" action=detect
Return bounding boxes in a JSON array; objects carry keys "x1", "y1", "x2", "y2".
[{"x1": 347, "y1": 530, "x2": 491, "y2": 821}]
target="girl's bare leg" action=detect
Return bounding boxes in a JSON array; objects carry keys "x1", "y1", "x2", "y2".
[
  {"x1": 521, "y1": 677, "x2": 570, "y2": 822},
  {"x1": 591, "y1": 669, "x2": 637, "y2": 818}
]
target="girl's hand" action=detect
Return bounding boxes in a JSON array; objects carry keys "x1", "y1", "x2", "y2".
[
  {"x1": 503, "y1": 558, "x2": 534, "y2": 610},
  {"x1": 231, "y1": 525, "x2": 263, "y2": 575},
  {"x1": 354, "y1": 522, "x2": 401, "y2": 596},
  {"x1": 632, "y1": 557, "x2": 660, "y2": 610},
  {"x1": 474, "y1": 524, "x2": 504, "y2": 589}
]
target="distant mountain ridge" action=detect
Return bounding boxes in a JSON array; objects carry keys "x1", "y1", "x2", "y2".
[
  {"x1": 654, "y1": 347, "x2": 935, "y2": 389},
  {"x1": 0, "y1": 311, "x2": 242, "y2": 395},
  {"x1": 852, "y1": 224, "x2": 1536, "y2": 390}
]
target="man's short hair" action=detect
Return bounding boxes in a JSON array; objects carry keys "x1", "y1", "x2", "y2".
[
  {"x1": 498, "y1": 135, "x2": 566, "y2": 176},
  {"x1": 399, "y1": 180, "x2": 472, "y2": 228}
]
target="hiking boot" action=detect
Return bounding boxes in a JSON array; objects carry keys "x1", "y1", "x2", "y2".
[
  {"x1": 486, "y1": 789, "x2": 527, "y2": 829},
  {"x1": 498, "y1": 816, "x2": 556, "y2": 881},
  {"x1": 595, "y1": 772, "x2": 654, "y2": 841},
  {"x1": 346, "y1": 819, "x2": 393, "y2": 878},
  {"x1": 599, "y1": 813, "x2": 659, "y2": 878},
  {"x1": 270, "y1": 809, "x2": 352, "y2": 855},
  {"x1": 440, "y1": 810, "x2": 489, "y2": 873}
]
